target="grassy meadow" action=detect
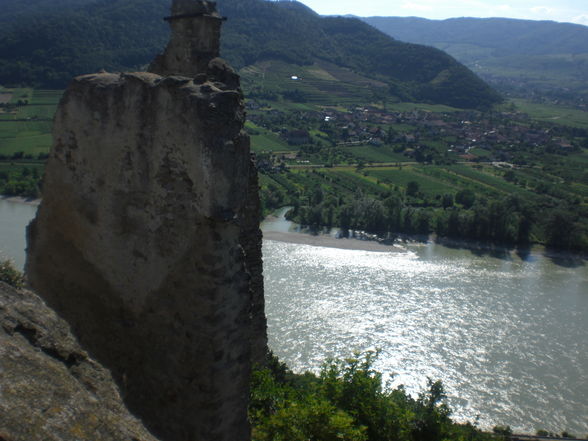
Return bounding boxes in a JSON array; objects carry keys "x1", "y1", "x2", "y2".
[
  {"x1": 512, "y1": 99, "x2": 588, "y2": 130},
  {"x1": 0, "y1": 89, "x2": 61, "y2": 157}
]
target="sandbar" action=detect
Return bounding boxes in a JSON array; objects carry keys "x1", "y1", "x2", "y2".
[
  {"x1": 0, "y1": 196, "x2": 41, "y2": 206},
  {"x1": 262, "y1": 230, "x2": 405, "y2": 252}
]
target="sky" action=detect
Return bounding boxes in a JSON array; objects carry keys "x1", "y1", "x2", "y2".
[{"x1": 295, "y1": 0, "x2": 588, "y2": 26}]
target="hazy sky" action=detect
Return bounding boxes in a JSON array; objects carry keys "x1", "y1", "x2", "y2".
[{"x1": 295, "y1": 0, "x2": 588, "y2": 26}]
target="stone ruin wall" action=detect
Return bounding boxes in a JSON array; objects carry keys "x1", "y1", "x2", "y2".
[
  {"x1": 150, "y1": 0, "x2": 223, "y2": 77},
  {"x1": 25, "y1": 1, "x2": 267, "y2": 440}
]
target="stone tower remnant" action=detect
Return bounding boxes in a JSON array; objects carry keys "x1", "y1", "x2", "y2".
[
  {"x1": 150, "y1": 0, "x2": 224, "y2": 77},
  {"x1": 26, "y1": 1, "x2": 267, "y2": 440}
]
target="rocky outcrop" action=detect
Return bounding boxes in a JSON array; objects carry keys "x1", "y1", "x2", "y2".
[
  {"x1": 0, "y1": 282, "x2": 158, "y2": 441},
  {"x1": 25, "y1": 1, "x2": 266, "y2": 440},
  {"x1": 27, "y1": 70, "x2": 252, "y2": 441}
]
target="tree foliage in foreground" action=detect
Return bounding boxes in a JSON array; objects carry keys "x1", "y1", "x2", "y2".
[{"x1": 250, "y1": 352, "x2": 500, "y2": 441}]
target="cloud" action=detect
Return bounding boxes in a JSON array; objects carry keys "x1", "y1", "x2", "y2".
[
  {"x1": 401, "y1": 1, "x2": 435, "y2": 12},
  {"x1": 572, "y1": 14, "x2": 588, "y2": 25},
  {"x1": 496, "y1": 5, "x2": 513, "y2": 12},
  {"x1": 531, "y1": 6, "x2": 556, "y2": 15}
]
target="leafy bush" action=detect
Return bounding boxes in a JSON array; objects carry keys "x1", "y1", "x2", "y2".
[
  {"x1": 250, "y1": 352, "x2": 499, "y2": 441},
  {"x1": 0, "y1": 260, "x2": 25, "y2": 289}
]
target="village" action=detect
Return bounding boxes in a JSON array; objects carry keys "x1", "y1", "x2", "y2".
[{"x1": 246, "y1": 99, "x2": 581, "y2": 171}]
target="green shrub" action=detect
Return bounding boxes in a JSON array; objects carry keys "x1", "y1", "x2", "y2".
[
  {"x1": 250, "y1": 352, "x2": 498, "y2": 441},
  {"x1": 0, "y1": 260, "x2": 25, "y2": 289}
]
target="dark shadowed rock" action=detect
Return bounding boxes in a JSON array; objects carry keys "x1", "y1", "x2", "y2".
[
  {"x1": 239, "y1": 155, "x2": 268, "y2": 367},
  {"x1": 207, "y1": 57, "x2": 241, "y2": 91},
  {"x1": 0, "y1": 281, "x2": 159, "y2": 441}
]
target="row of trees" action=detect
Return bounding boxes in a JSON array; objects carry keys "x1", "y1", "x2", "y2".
[
  {"x1": 0, "y1": 167, "x2": 41, "y2": 199},
  {"x1": 261, "y1": 173, "x2": 587, "y2": 252}
]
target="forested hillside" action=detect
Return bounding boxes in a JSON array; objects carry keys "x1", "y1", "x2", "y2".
[
  {"x1": 0, "y1": 0, "x2": 169, "y2": 87},
  {"x1": 0, "y1": 0, "x2": 98, "y2": 27},
  {"x1": 0, "y1": 0, "x2": 501, "y2": 108},
  {"x1": 362, "y1": 17, "x2": 588, "y2": 105}
]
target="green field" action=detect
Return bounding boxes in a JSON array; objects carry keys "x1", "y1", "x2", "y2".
[
  {"x1": 446, "y1": 165, "x2": 530, "y2": 194},
  {"x1": 367, "y1": 166, "x2": 459, "y2": 195},
  {"x1": 341, "y1": 145, "x2": 412, "y2": 163},
  {"x1": 0, "y1": 134, "x2": 53, "y2": 156},
  {"x1": 245, "y1": 121, "x2": 293, "y2": 153},
  {"x1": 512, "y1": 99, "x2": 588, "y2": 130},
  {"x1": 327, "y1": 169, "x2": 388, "y2": 195},
  {"x1": 0, "y1": 89, "x2": 61, "y2": 157},
  {"x1": 385, "y1": 102, "x2": 461, "y2": 113},
  {"x1": 241, "y1": 60, "x2": 386, "y2": 108}
]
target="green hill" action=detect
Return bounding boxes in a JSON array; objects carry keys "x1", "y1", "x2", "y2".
[
  {"x1": 0, "y1": 0, "x2": 501, "y2": 109},
  {"x1": 0, "y1": 0, "x2": 98, "y2": 27},
  {"x1": 0, "y1": 0, "x2": 169, "y2": 87},
  {"x1": 362, "y1": 17, "x2": 588, "y2": 103}
]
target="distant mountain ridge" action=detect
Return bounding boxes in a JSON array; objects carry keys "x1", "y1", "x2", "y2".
[
  {"x1": 362, "y1": 16, "x2": 588, "y2": 103},
  {"x1": 363, "y1": 17, "x2": 588, "y2": 56},
  {"x1": 0, "y1": 0, "x2": 501, "y2": 109}
]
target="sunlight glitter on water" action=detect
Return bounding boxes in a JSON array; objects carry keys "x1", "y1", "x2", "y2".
[
  {"x1": 2, "y1": 200, "x2": 587, "y2": 434},
  {"x1": 262, "y1": 239, "x2": 588, "y2": 434}
]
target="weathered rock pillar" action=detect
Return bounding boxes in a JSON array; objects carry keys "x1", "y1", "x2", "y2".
[{"x1": 26, "y1": 1, "x2": 266, "y2": 440}]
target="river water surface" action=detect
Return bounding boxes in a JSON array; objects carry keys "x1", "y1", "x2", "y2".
[
  {"x1": 1, "y1": 199, "x2": 587, "y2": 434},
  {"x1": 0, "y1": 198, "x2": 38, "y2": 269},
  {"x1": 262, "y1": 211, "x2": 588, "y2": 435}
]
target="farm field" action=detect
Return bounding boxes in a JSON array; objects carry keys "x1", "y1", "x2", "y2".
[
  {"x1": 0, "y1": 89, "x2": 62, "y2": 157},
  {"x1": 241, "y1": 60, "x2": 385, "y2": 108},
  {"x1": 512, "y1": 98, "x2": 588, "y2": 130},
  {"x1": 341, "y1": 145, "x2": 412, "y2": 163},
  {"x1": 245, "y1": 121, "x2": 292, "y2": 153},
  {"x1": 263, "y1": 161, "x2": 549, "y2": 203}
]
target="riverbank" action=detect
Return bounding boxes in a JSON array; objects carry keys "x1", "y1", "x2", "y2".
[
  {"x1": 262, "y1": 230, "x2": 406, "y2": 252},
  {"x1": 262, "y1": 207, "x2": 407, "y2": 252},
  {"x1": 0, "y1": 195, "x2": 41, "y2": 206},
  {"x1": 262, "y1": 208, "x2": 587, "y2": 264}
]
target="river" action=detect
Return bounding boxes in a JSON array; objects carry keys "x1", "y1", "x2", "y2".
[
  {"x1": 261, "y1": 209, "x2": 588, "y2": 435},
  {"x1": 1, "y1": 199, "x2": 587, "y2": 434},
  {"x1": 0, "y1": 198, "x2": 38, "y2": 269}
]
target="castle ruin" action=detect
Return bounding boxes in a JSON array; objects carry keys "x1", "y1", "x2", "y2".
[{"x1": 25, "y1": 1, "x2": 267, "y2": 440}]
